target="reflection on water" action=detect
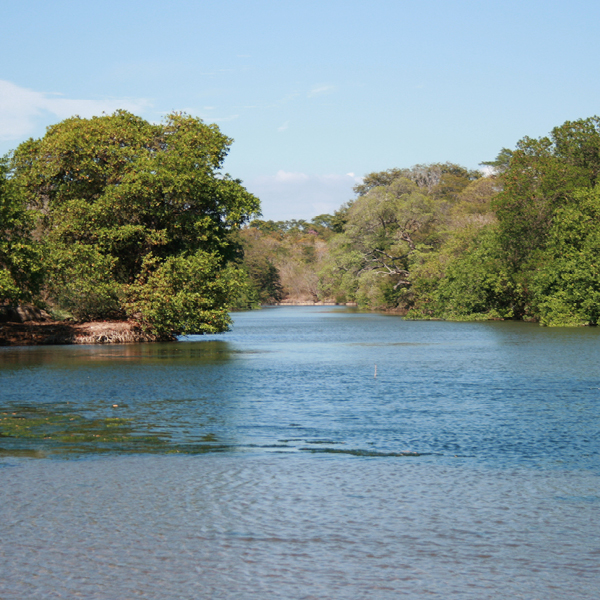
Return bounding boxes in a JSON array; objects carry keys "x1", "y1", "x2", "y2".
[
  {"x1": 1, "y1": 307, "x2": 600, "y2": 599},
  {"x1": 0, "y1": 339, "x2": 236, "y2": 368},
  {"x1": 0, "y1": 340, "x2": 242, "y2": 457}
]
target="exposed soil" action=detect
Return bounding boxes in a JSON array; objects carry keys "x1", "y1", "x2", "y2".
[{"x1": 0, "y1": 320, "x2": 168, "y2": 346}]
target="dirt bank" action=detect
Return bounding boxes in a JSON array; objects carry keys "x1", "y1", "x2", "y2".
[{"x1": 0, "y1": 320, "x2": 167, "y2": 346}]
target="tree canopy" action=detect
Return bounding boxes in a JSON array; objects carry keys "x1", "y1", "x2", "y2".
[
  {"x1": 0, "y1": 158, "x2": 43, "y2": 304},
  {"x1": 6, "y1": 111, "x2": 259, "y2": 337}
]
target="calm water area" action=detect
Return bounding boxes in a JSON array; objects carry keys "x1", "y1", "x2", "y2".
[{"x1": 1, "y1": 306, "x2": 599, "y2": 599}]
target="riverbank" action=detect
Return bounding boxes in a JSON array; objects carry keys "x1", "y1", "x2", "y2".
[
  {"x1": 0, "y1": 302, "x2": 385, "y2": 346},
  {"x1": 0, "y1": 320, "x2": 163, "y2": 346},
  {"x1": 275, "y1": 300, "x2": 357, "y2": 306}
]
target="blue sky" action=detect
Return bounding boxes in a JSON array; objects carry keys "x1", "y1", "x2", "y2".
[{"x1": 2, "y1": 0, "x2": 599, "y2": 220}]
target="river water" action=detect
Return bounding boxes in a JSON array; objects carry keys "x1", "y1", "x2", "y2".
[{"x1": 1, "y1": 306, "x2": 599, "y2": 599}]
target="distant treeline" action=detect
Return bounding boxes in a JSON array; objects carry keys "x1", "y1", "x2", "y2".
[{"x1": 238, "y1": 116, "x2": 600, "y2": 326}]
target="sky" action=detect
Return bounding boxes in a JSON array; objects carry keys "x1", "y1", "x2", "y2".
[{"x1": 2, "y1": 0, "x2": 599, "y2": 220}]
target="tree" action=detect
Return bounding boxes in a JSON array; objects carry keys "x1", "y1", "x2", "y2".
[
  {"x1": 10, "y1": 111, "x2": 259, "y2": 336},
  {"x1": 493, "y1": 117, "x2": 600, "y2": 268},
  {"x1": 417, "y1": 226, "x2": 519, "y2": 320},
  {"x1": 480, "y1": 148, "x2": 513, "y2": 174},
  {"x1": 345, "y1": 178, "x2": 440, "y2": 283},
  {"x1": 531, "y1": 186, "x2": 600, "y2": 326},
  {"x1": 552, "y1": 116, "x2": 600, "y2": 185},
  {"x1": 0, "y1": 157, "x2": 43, "y2": 304},
  {"x1": 235, "y1": 227, "x2": 284, "y2": 305},
  {"x1": 238, "y1": 221, "x2": 328, "y2": 304},
  {"x1": 485, "y1": 116, "x2": 600, "y2": 317},
  {"x1": 354, "y1": 163, "x2": 480, "y2": 199},
  {"x1": 321, "y1": 177, "x2": 445, "y2": 309}
]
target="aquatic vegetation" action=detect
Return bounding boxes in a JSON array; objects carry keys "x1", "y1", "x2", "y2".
[{"x1": 0, "y1": 406, "x2": 231, "y2": 457}]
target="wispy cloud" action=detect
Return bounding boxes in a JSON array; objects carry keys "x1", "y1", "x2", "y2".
[
  {"x1": 277, "y1": 121, "x2": 289, "y2": 132},
  {"x1": 308, "y1": 84, "x2": 336, "y2": 98},
  {"x1": 247, "y1": 171, "x2": 361, "y2": 220},
  {"x1": 0, "y1": 79, "x2": 150, "y2": 142},
  {"x1": 272, "y1": 170, "x2": 309, "y2": 182}
]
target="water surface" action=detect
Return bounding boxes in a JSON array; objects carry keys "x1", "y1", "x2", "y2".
[{"x1": 1, "y1": 307, "x2": 599, "y2": 599}]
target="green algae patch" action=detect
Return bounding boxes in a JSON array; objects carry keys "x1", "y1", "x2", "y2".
[
  {"x1": 1, "y1": 411, "x2": 132, "y2": 442},
  {"x1": 0, "y1": 407, "x2": 230, "y2": 458}
]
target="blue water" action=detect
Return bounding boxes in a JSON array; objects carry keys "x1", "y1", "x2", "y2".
[{"x1": 1, "y1": 307, "x2": 599, "y2": 599}]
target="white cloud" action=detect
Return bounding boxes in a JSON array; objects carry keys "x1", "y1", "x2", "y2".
[
  {"x1": 272, "y1": 170, "x2": 309, "y2": 182},
  {"x1": 307, "y1": 84, "x2": 336, "y2": 98},
  {"x1": 246, "y1": 172, "x2": 359, "y2": 221},
  {"x1": 277, "y1": 121, "x2": 289, "y2": 132},
  {"x1": 0, "y1": 79, "x2": 151, "y2": 142}
]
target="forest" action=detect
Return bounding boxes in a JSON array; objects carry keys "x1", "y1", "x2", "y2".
[
  {"x1": 2, "y1": 113, "x2": 600, "y2": 334},
  {"x1": 238, "y1": 116, "x2": 600, "y2": 327}
]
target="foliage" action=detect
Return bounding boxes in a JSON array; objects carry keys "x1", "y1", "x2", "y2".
[
  {"x1": 480, "y1": 148, "x2": 513, "y2": 174},
  {"x1": 353, "y1": 162, "x2": 481, "y2": 199},
  {"x1": 238, "y1": 217, "x2": 333, "y2": 303},
  {"x1": 248, "y1": 215, "x2": 336, "y2": 239},
  {"x1": 43, "y1": 242, "x2": 122, "y2": 321},
  {"x1": 418, "y1": 116, "x2": 600, "y2": 325},
  {"x1": 411, "y1": 226, "x2": 519, "y2": 320},
  {"x1": 6, "y1": 110, "x2": 600, "y2": 333},
  {"x1": 0, "y1": 157, "x2": 44, "y2": 304},
  {"x1": 126, "y1": 251, "x2": 240, "y2": 337},
  {"x1": 241, "y1": 254, "x2": 283, "y2": 306},
  {"x1": 10, "y1": 111, "x2": 259, "y2": 333},
  {"x1": 244, "y1": 117, "x2": 600, "y2": 326},
  {"x1": 321, "y1": 172, "x2": 467, "y2": 310},
  {"x1": 494, "y1": 117, "x2": 600, "y2": 268},
  {"x1": 531, "y1": 186, "x2": 600, "y2": 326}
]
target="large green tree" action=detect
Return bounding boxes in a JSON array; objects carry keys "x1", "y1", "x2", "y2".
[
  {"x1": 0, "y1": 157, "x2": 44, "y2": 304},
  {"x1": 494, "y1": 117, "x2": 600, "y2": 268},
  {"x1": 531, "y1": 186, "x2": 600, "y2": 326},
  {"x1": 485, "y1": 116, "x2": 600, "y2": 318},
  {"x1": 321, "y1": 177, "x2": 445, "y2": 308},
  {"x1": 10, "y1": 111, "x2": 259, "y2": 336},
  {"x1": 353, "y1": 163, "x2": 481, "y2": 199}
]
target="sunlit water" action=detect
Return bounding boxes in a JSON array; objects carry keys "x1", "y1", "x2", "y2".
[{"x1": 1, "y1": 307, "x2": 599, "y2": 599}]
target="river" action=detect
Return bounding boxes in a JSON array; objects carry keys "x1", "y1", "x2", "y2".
[{"x1": 1, "y1": 306, "x2": 599, "y2": 599}]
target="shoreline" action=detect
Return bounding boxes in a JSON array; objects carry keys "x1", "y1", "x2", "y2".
[
  {"x1": 273, "y1": 300, "x2": 357, "y2": 307},
  {"x1": 0, "y1": 320, "x2": 164, "y2": 346},
  {"x1": 0, "y1": 302, "x2": 395, "y2": 346}
]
